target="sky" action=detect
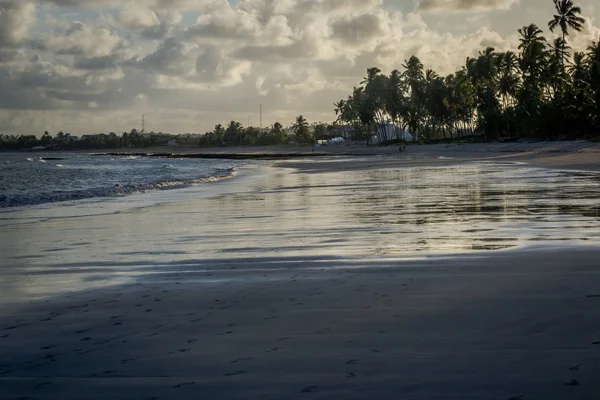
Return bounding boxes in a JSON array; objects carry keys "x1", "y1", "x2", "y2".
[{"x1": 0, "y1": 0, "x2": 599, "y2": 136}]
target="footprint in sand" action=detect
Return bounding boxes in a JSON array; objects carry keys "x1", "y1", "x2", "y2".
[
  {"x1": 3, "y1": 324, "x2": 27, "y2": 331},
  {"x1": 346, "y1": 360, "x2": 358, "y2": 365},
  {"x1": 172, "y1": 382, "x2": 195, "y2": 389},
  {"x1": 569, "y1": 364, "x2": 581, "y2": 371},
  {"x1": 265, "y1": 347, "x2": 279, "y2": 353},
  {"x1": 231, "y1": 357, "x2": 253, "y2": 363},
  {"x1": 224, "y1": 370, "x2": 248, "y2": 377},
  {"x1": 346, "y1": 372, "x2": 356, "y2": 378},
  {"x1": 301, "y1": 386, "x2": 319, "y2": 393},
  {"x1": 187, "y1": 339, "x2": 198, "y2": 344},
  {"x1": 40, "y1": 345, "x2": 57, "y2": 350},
  {"x1": 564, "y1": 380, "x2": 579, "y2": 386},
  {"x1": 508, "y1": 396, "x2": 523, "y2": 400},
  {"x1": 35, "y1": 382, "x2": 53, "y2": 390}
]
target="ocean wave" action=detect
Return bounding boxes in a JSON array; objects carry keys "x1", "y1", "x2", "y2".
[{"x1": 0, "y1": 167, "x2": 236, "y2": 208}]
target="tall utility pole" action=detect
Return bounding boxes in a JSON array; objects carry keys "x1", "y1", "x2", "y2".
[
  {"x1": 142, "y1": 114, "x2": 145, "y2": 133},
  {"x1": 260, "y1": 104, "x2": 262, "y2": 129}
]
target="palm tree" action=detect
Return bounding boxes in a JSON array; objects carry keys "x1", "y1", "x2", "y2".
[
  {"x1": 550, "y1": 37, "x2": 572, "y2": 64},
  {"x1": 518, "y1": 24, "x2": 546, "y2": 51},
  {"x1": 587, "y1": 41, "x2": 600, "y2": 123},
  {"x1": 496, "y1": 51, "x2": 521, "y2": 136},
  {"x1": 402, "y1": 56, "x2": 426, "y2": 138},
  {"x1": 293, "y1": 115, "x2": 308, "y2": 130},
  {"x1": 361, "y1": 67, "x2": 382, "y2": 86},
  {"x1": 226, "y1": 121, "x2": 243, "y2": 145},
  {"x1": 386, "y1": 69, "x2": 406, "y2": 139},
  {"x1": 334, "y1": 100, "x2": 346, "y2": 123},
  {"x1": 292, "y1": 115, "x2": 311, "y2": 144},
  {"x1": 548, "y1": 0, "x2": 585, "y2": 67},
  {"x1": 425, "y1": 76, "x2": 448, "y2": 138},
  {"x1": 270, "y1": 122, "x2": 284, "y2": 135}
]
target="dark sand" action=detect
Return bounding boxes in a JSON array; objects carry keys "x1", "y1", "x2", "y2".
[{"x1": 1, "y1": 147, "x2": 600, "y2": 399}]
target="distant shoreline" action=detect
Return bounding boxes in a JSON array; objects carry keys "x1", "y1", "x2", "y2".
[
  {"x1": 5, "y1": 140, "x2": 599, "y2": 170},
  {"x1": 96, "y1": 151, "x2": 378, "y2": 160}
]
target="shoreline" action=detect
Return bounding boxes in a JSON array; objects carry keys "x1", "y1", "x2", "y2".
[{"x1": 98, "y1": 140, "x2": 600, "y2": 171}]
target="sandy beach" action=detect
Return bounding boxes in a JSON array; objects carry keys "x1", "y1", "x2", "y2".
[{"x1": 1, "y1": 143, "x2": 600, "y2": 399}]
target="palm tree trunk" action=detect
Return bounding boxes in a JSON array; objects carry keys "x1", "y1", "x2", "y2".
[{"x1": 562, "y1": 31, "x2": 566, "y2": 69}]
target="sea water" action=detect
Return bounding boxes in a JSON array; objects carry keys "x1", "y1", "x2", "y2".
[{"x1": 0, "y1": 152, "x2": 237, "y2": 208}]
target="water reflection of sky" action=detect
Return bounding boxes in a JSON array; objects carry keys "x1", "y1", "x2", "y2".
[
  {"x1": 250, "y1": 164, "x2": 600, "y2": 255},
  {"x1": 1, "y1": 162, "x2": 599, "y2": 300}
]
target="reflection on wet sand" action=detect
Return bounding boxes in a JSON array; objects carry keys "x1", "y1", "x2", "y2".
[{"x1": 252, "y1": 163, "x2": 600, "y2": 255}]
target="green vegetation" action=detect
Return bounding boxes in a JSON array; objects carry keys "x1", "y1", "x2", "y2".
[
  {"x1": 198, "y1": 116, "x2": 326, "y2": 147},
  {"x1": 0, "y1": 129, "x2": 200, "y2": 150},
  {"x1": 334, "y1": 0, "x2": 600, "y2": 142}
]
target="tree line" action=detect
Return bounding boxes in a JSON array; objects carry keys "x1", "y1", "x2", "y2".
[
  {"x1": 334, "y1": 0, "x2": 600, "y2": 142},
  {"x1": 0, "y1": 130, "x2": 200, "y2": 150},
  {"x1": 0, "y1": 117, "x2": 332, "y2": 150},
  {"x1": 198, "y1": 116, "x2": 329, "y2": 147}
]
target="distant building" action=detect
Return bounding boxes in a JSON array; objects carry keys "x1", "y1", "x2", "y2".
[
  {"x1": 327, "y1": 125, "x2": 353, "y2": 140},
  {"x1": 167, "y1": 139, "x2": 178, "y2": 146},
  {"x1": 372, "y1": 123, "x2": 413, "y2": 143}
]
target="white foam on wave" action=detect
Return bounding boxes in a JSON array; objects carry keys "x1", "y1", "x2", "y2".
[{"x1": 0, "y1": 167, "x2": 237, "y2": 208}]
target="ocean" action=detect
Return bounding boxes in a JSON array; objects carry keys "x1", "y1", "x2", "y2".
[{"x1": 0, "y1": 152, "x2": 237, "y2": 208}]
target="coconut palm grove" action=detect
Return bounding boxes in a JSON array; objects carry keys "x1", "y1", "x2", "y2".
[{"x1": 334, "y1": 0, "x2": 600, "y2": 143}]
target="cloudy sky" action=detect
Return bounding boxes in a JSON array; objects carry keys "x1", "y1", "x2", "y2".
[{"x1": 0, "y1": 0, "x2": 599, "y2": 135}]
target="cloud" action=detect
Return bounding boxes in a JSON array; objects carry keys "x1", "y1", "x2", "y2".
[
  {"x1": 42, "y1": 21, "x2": 124, "y2": 57},
  {"x1": 417, "y1": 0, "x2": 520, "y2": 12},
  {"x1": 0, "y1": 0, "x2": 598, "y2": 136},
  {"x1": 38, "y1": 0, "x2": 220, "y2": 10},
  {"x1": 0, "y1": 1, "x2": 36, "y2": 47},
  {"x1": 330, "y1": 14, "x2": 385, "y2": 45}
]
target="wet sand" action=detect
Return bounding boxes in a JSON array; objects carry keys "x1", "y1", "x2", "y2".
[
  {"x1": 1, "y1": 152, "x2": 600, "y2": 399},
  {"x1": 105, "y1": 139, "x2": 600, "y2": 171}
]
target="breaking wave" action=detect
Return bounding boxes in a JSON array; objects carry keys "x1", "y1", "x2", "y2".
[{"x1": 0, "y1": 167, "x2": 236, "y2": 208}]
